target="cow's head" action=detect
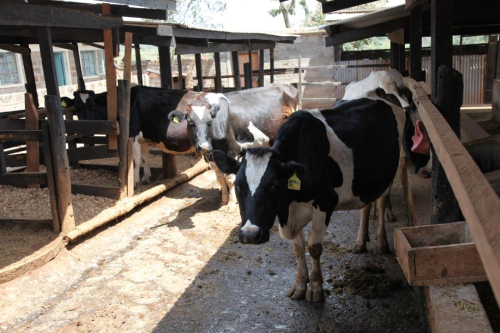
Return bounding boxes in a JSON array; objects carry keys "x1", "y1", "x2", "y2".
[
  {"x1": 168, "y1": 93, "x2": 230, "y2": 154},
  {"x1": 213, "y1": 148, "x2": 304, "y2": 245},
  {"x1": 73, "y1": 90, "x2": 107, "y2": 121}
]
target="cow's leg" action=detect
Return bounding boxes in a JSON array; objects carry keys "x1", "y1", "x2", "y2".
[
  {"x1": 384, "y1": 189, "x2": 396, "y2": 222},
  {"x1": 132, "y1": 137, "x2": 142, "y2": 186},
  {"x1": 306, "y1": 210, "x2": 328, "y2": 303},
  {"x1": 376, "y1": 194, "x2": 390, "y2": 254},
  {"x1": 140, "y1": 143, "x2": 151, "y2": 184},
  {"x1": 225, "y1": 174, "x2": 238, "y2": 212},
  {"x1": 352, "y1": 203, "x2": 371, "y2": 253},
  {"x1": 286, "y1": 229, "x2": 309, "y2": 300},
  {"x1": 209, "y1": 162, "x2": 229, "y2": 205}
]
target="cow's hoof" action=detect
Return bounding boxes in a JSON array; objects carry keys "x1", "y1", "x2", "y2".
[
  {"x1": 287, "y1": 284, "x2": 307, "y2": 300},
  {"x1": 376, "y1": 241, "x2": 390, "y2": 255},
  {"x1": 225, "y1": 204, "x2": 238, "y2": 214},
  {"x1": 352, "y1": 242, "x2": 367, "y2": 253},
  {"x1": 306, "y1": 285, "x2": 325, "y2": 303}
]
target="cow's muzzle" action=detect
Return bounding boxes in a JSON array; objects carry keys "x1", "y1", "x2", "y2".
[{"x1": 239, "y1": 227, "x2": 269, "y2": 245}]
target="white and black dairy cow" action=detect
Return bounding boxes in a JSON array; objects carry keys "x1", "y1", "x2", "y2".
[
  {"x1": 212, "y1": 92, "x2": 404, "y2": 303},
  {"x1": 68, "y1": 86, "x2": 226, "y2": 185},
  {"x1": 168, "y1": 83, "x2": 299, "y2": 209}
]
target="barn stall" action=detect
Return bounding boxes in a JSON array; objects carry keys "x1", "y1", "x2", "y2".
[{"x1": 0, "y1": 0, "x2": 500, "y2": 332}]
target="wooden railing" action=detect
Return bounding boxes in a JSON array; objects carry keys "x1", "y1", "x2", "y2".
[{"x1": 405, "y1": 78, "x2": 500, "y2": 305}]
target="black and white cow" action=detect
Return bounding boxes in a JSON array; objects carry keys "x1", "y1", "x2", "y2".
[
  {"x1": 168, "y1": 83, "x2": 299, "y2": 209},
  {"x1": 68, "y1": 86, "x2": 223, "y2": 185},
  {"x1": 212, "y1": 92, "x2": 404, "y2": 303}
]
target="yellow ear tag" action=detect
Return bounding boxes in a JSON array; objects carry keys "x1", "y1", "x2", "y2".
[
  {"x1": 173, "y1": 116, "x2": 180, "y2": 124},
  {"x1": 61, "y1": 100, "x2": 67, "y2": 107},
  {"x1": 288, "y1": 172, "x2": 301, "y2": 191}
]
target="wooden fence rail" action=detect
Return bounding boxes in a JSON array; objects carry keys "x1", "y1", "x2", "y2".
[{"x1": 405, "y1": 78, "x2": 500, "y2": 305}]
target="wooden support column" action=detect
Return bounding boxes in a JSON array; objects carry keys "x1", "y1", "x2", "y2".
[
  {"x1": 159, "y1": 45, "x2": 173, "y2": 89},
  {"x1": 391, "y1": 42, "x2": 405, "y2": 73},
  {"x1": 214, "y1": 52, "x2": 222, "y2": 93},
  {"x1": 244, "y1": 63, "x2": 252, "y2": 90},
  {"x1": 231, "y1": 51, "x2": 241, "y2": 91},
  {"x1": 248, "y1": 50, "x2": 253, "y2": 87},
  {"x1": 123, "y1": 32, "x2": 133, "y2": 82},
  {"x1": 270, "y1": 48, "x2": 275, "y2": 84},
  {"x1": 410, "y1": 5, "x2": 423, "y2": 81},
  {"x1": 103, "y1": 4, "x2": 118, "y2": 150},
  {"x1": 135, "y1": 44, "x2": 143, "y2": 85},
  {"x1": 484, "y1": 35, "x2": 499, "y2": 103},
  {"x1": 0, "y1": 143, "x2": 6, "y2": 174},
  {"x1": 45, "y1": 96, "x2": 75, "y2": 233},
  {"x1": 25, "y1": 93, "x2": 39, "y2": 188},
  {"x1": 431, "y1": 0, "x2": 454, "y2": 101},
  {"x1": 117, "y1": 80, "x2": 133, "y2": 198},
  {"x1": 37, "y1": 27, "x2": 59, "y2": 97},
  {"x1": 41, "y1": 124, "x2": 60, "y2": 232},
  {"x1": 20, "y1": 42, "x2": 38, "y2": 108},
  {"x1": 195, "y1": 53, "x2": 203, "y2": 91},
  {"x1": 72, "y1": 42, "x2": 86, "y2": 91},
  {"x1": 258, "y1": 50, "x2": 265, "y2": 87},
  {"x1": 431, "y1": 66, "x2": 463, "y2": 225},
  {"x1": 177, "y1": 54, "x2": 184, "y2": 90}
]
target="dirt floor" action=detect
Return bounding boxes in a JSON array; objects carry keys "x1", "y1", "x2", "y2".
[
  {"x1": 0, "y1": 154, "x2": 200, "y2": 272},
  {"x1": 0, "y1": 169, "x2": 424, "y2": 333}
]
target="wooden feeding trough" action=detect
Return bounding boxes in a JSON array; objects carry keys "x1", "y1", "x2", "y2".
[{"x1": 395, "y1": 222, "x2": 487, "y2": 286}]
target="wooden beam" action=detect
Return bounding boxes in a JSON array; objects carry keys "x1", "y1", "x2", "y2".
[
  {"x1": 484, "y1": 35, "x2": 499, "y2": 103},
  {"x1": 270, "y1": 48, "x2": 275, "y2": 84},
  {"x1": 123, "y1": 32, "x2": 133, "y2": 82},
  {"x1": 231, "y1": 51, "x2": 241, "y2": 91},
  {"x1": 195, "y1": 53, "x2": 203, "y2": 91},
  {"x1": 410, "y1": 5, "x2": 423, "y2": 81},
  {"x1": 37, "y1": 27, "x2": 59, "y2": 97},
  {"x1": 321, "y1": 0, "x2": 378, "y2": 13},
  {"x1": 103, "y1": 3, "x2": 118, "y2": 151},
  {"x1": 0, "y1": 44, "x2": 30, "y2": 56},
  {"x1": 159, "y1": 45, "x2": 173, "y2": 89},
  {"x1": 20, "y1": 42, "x2": 39, "y2": 108},
  {"x1": 244, "y1": 62, "x2": 252, "y2": 90},
  {"x1": 0, "y1": 130, "x2": 43, "y2": 141},
  {"x1": 325, "y1": 17, "x2": 408, "y2": 47},
  {"x1": 83, "y1": 42, "x2": 105, "y2": 50},
  {"x1": 71, "y1": 43, "x2": 86, "y2": 91},
  {"x1": 0, "y1": 143, "x2": 6, "y2": 174},
  {"x1": 25, "y1": 94, "x2": 40, "y2": 188},
  {"x1": 0, "y1": 173, "x2": 48, "y2": 187},
  {"x1": 135, "y1": 44, "x2": 143, "y2": 85},
  {"x1": 41, "y1": 123, "x2": 60, "y2": 232},
  {"x1": 177, "y1": 54, "x2": 184, "y2": 90},
  {"x1": 214, "y1": 52, "x2": 222, "y2": 93},
  {"x1": 175, "y1": 42, "x2": 277, "y2": 56},
  {"x1": 99, "y1": 0, "x2": 176, "y2": 11},
  {"x1": 65, "y1": 120, "x2": 120, "y2": 136},
  {"x1": 117, "y1": 80, "x2": 132, "y2": 198},
  {"x1": 430, "y1": 0, "x2": 454, "y2": 101},
  {"x1": 258, "y1": 50, "x2": 265, "y2": 87},
  {"x1": 405, "y1": 78, "x2": 500, "y2": 306}
]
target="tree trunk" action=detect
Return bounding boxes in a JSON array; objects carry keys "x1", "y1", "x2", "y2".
[{"x1": 280, "y1": 3, "x2": 291, "y2": 28}]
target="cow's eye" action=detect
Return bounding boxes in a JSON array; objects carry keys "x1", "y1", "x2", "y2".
[
  {"x1": 187, "y1": 119, "x2": 194, "y2": 126},
  {"x1": 270, "y1": 181, "x2": 280, "y2": 192},
  {"x1": 207, "y1": 121, "x2": 212, "y2": 127}
]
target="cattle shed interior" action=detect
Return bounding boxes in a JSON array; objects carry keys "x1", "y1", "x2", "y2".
[{"x1": 1, "y1": 0, "x2": 500, "y2": 331}]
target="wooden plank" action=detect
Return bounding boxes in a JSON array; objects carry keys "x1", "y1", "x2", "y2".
[
  {"x1": 258, "y1": 49, "x2": 264, "y2": 87},
  {"x1": 175, "y1": 42, "x2": 277, "y2": 56},
  {"x1": 117, "y1": 80, "x2": 132, "y2": 199},
  {"x1": 431, "y1": 66, "x2": 462, "y2": 224},
  {"x1": 214, "y1": 52, "x2": 222, "y2": 93},
  {"x1": 41, "y1": 124, "x2": 60, "y2": 232},
  {"x1": 0, "y1": 131, "x2": 43, "y2": 142},
  {"x1": 71, "y1": 184, "x2": 121, "y2": 200},
  {"x1": 45, "y1": 96, "x2": 75, "y2": 233},
  {"x1": 231, "y1": 51, "x2": 241, "y2": 91},
  {"x1": 135, "y1": 44, "x2": 143, "y2": 85},
  {"x1": 0, "y1": 2, "x2": 123, "y2": 29},
  {"x1": 0, "y1": 44, "x2": 30, "y2": 55},
  {"x1": 103, "y1": 3, "x2": 118, "y2": 151},
  {"x1": 19, "y1": 42, "x2": 39, "y2": 108},
  {"x1": 127, "y1": 138, "x2": 134, "y2": 197},
  {"x1": 37, "y1": 27, "x2": 59, "y2": 97},
  {"x1": 195, "y1": 53, "x2": 203, "y2": 91},
  {"x1": 162, "y1": 153, "x2": 177, "y2": 178},
  {"x1": 71, "y1": 43, "x2": 86, "y2": 91},
  {"x1": 484, "y1": 36, "x2": 498, "y2": 103},
  {"x1": 177, "y1": 54, "x2": 184, "y2": 90},
  {"x1": 159, "y1": 45, "x2": 173, "y2": 89},
  {"x1": 123, "y1": 32, "x2": 133, "y2": 82},
  {"x1": 25, "y1": 93, "x2": 39, "y2": 188},
  {"x1": 405, "y1": 78, "x2": 500, "y2": 305},
  {"x1": 270, "y1": 48, "x2": 274, "y2": 84},
  {"x1": 244, "y1": 62, "x2": 252, "y2": 90},
  {"x1": 321, "y1": 0, "x2": 377, "y2": 13},
  {"x1": 0, "y1": 173, "x2": 47, "y2": 186},
  {"x1": 67, "y1": 145, "x2": 118, "y2": 162},
  {"x1": 65, "y1": 120, "x2": 119, "y2": 136}
]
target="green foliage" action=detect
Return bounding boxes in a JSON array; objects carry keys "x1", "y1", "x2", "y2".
[
  {"x1": 168, "y1": 0, "x2": 227, "y2": 29},
  {"x1": 303, "y1": 3, "x2": 326, "y2": 27}
]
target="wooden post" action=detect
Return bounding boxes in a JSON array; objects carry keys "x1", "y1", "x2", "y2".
[
  {"x1": 270, "y1": 48, "x2": 275, "y2": 84},
  {"x1": 123, "y1": 33, "x2": 133, "y2": 82},
  {"x1": 410, "y1": 5, "x2": 423, "y2": 81},
  {"x1": 333, "y1": 45, "x2": 342, "y2": 62},
  {"x1": 248, "y1": 51, "x2": 253, "y2": 87},
  {"x1": 25, "y1": 93, "x2": 39, "y2": 188},
  {"x1": 117, "y1": 80, "x2": 132, "y2": 198},
  {"x1": 231, "y1": 51, "x2": 241, "y2": 91},
  {"x1": 162, "y1": 153, "x2": 177, "y2": 178},
  {"x1": 243, "y1": 63, "x2": 251, "y2": 90},
  {"x1": 72, "y1": 42, "x2": 86, "y2": 91},
  {"x1": 20, "y1": 42, "x2": 38, "y2": 108},
  {"x1": 484, "y1": 35, "x2": 499, "y2": 103},
  {"x1": 103, "y1": 3, "x2": 118, "y2": 151},
  {"x1": 42, "y1": 124, "x2": 60, "y2": 232},
  {"x1": 258, "y1": 50, "x2": 264, "y2": 87},
  {"x1": 0, "y1": 143, "x2": 6, "y2": 174},
  {"x1": 298, "y1": 51, "x2": 303, "y2": 109},
  {"x1": 391, "y1": 42, "x2": 405, "y2": 72},
  {"x1": 398, "y1": 43, "x2": 406, "y2": 72},
  {"x1": 127, "y1": 138, "x2": 134, "y2": 197},
  {"x1": 159, "y1": 45, "x2": 173, "y2": 89},
  {"x1": 177, "y1": 54, "x2": 185, "y2": 90},
  {"x1": 431, "y1": 0, "x2": 454, "y2": 101},
  {"x1": 195, "y1": 53, "x2": 203, "y2": 91},
  {"x1": 135, "y1": 44, "x2": 143, "y2": 85},
  {"x1": 45, "y1": 96, "x2": 75, "y2": 233},
  {"x1": 214, "y1": 52, "x2": 222, "y2": 93},
  {"x1": 431, "y1": 65, "x2": 463, "y2": 225},
  {"x1": 37, "y1": 27, "x2": 59, "y2": 97}
]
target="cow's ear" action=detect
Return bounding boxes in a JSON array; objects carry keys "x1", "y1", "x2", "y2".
[
  {"x1": 212, "y1": 150, "x2": 241, "y2": 175},
  {"x1": 168, "y1": 110, "x2": 186, "y2": 124},
  {"x1": 282, "y1": 161, "x2": 305, "y2": 178},
  {"x1": 210, "y1": 98, "x2": 230, "y2": 140}
]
